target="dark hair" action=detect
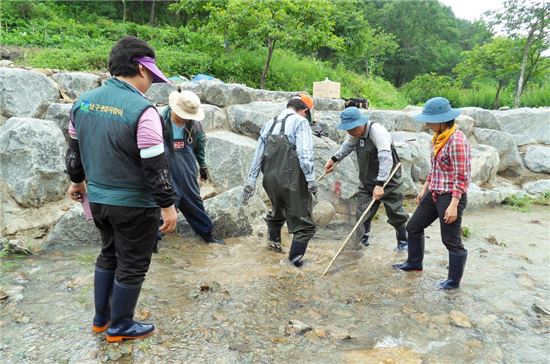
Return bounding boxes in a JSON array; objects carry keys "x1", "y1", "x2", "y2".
[
  {"x1": 287, "y1": 98, "x2": 308, "y2": 111},
  {"x1": 108, "y1": 36, "x2": 155, "y2": 77},
  {"x1": 444, "y1": 120, "x2": 455, "y2": 128}
]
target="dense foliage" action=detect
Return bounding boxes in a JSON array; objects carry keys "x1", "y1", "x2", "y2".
[{"x1": 0, "y1": 0, "x2": 547, "y2": 109}]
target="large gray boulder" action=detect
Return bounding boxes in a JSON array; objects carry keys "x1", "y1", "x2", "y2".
[
  {"x1": 313, "y1": 136, "x2": 359, "y2": 201},
  {"x1": 455, "y1": 114, "x2": 475, "y2": 138},
  {"x1": 494, "y1": 108, "x2": 550, "y2": 145},
  {"x1": 51, "y1": 72, "x2": 100, "y2": 100},
  {"x1": 145, "y1": 83, "x2": 178, "y2": 105},
  {"x1": 392, "y1": 132, "x2": 432, "y2": 196},
  {"x1": 45, "y1": 103, "x2": 72, "y2": 143},
  {"x1": 227, "y1": 101, "x2": 286, "y2": 137},
  {"x1": 470, "y1": 144, "x2": 500, "y2": 187},
  {"x1": 178, "y1": 81, "x2": 204, "y2": 100},
  {"x1": 362, "y1": 110, "x2": 399, "y2": 131},
  {"x1": 522, "y1": 179, "x2": 550, "y2": 196},
  {"x1": 314, "y1": 110, "x2": 347, "y2": 143},
  {"x1": 313, "y1": 97, "x2": 345, "y2": 111},
  {"x1": 461, "y1": 107, "x2": 502, "y2": 130},
  {"x1": 0, "y1": 68, "x2": 59, "y2": 118},
  {"x1": 466, "y1": 182, "x2": 520, "y2": 210},
  {"x1": 473, "y1": 128, "x2": 524, "y2": 175},
  {"x1": 0, "y1": 118, "x2": 67, "y2": 207},
  {"x1": 201, "y1": 81, "x2": 254, "y2": 107},
  {"x1": 45, "y1": 204, "x2": 101, "y2": 247},
  {"x1": 205, "y1": 131, "x2": 259, "y2": 191},
  {"x1": 251, "y1": 89, "x2": 296, "y2": 103},
  {"x1": 176, "y1": 186, "x2": 266, "y2": 238},
  {"x1": 202, "y1": 104, "x2": 229, "y2": 130},
  {"x1": 523, "y1": 145, "x2": 550, "y2": 173}
]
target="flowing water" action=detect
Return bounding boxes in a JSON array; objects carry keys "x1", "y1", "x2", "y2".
[{"x1": 1, "y1": 205, "x2": 549, "y2": 363}]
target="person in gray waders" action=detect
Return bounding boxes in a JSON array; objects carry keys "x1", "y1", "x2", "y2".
[
  {"x1": 324, "y1": 107, "x2": 408, "y2": 251},
  {"x1": 160, "y1": 90, "x2": 224, "y2": 244},
  {"x1": 242, "y1": 97, "x2": 317, "y2": 267}
]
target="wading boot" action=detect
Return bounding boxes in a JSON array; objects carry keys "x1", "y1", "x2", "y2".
[
  {"x1": 395, "y1": 223, "x2": 408, "y2": 252},
  {"x1": 288, "y1": 239, "x2": 308, "y2": 267},
  {"x1": 200, "y1": 232, "x2": 225, "y2": 245},
  {"x1": 92, "y1": 267, "x2": 115, "y2": 333},
  {"x1": 438, "y1": 250, "x2": 468, "y2": 290},
  {"x1": 105, "y1": 280, "x2": 154, "y2": 343},
  {"x1": 359, "y1": 220, "x2": 372, "y2": 247},
  {"x1": 392, "y1": 235, "x2": 424, "y2": 271},
  {"x1": 267, "y1": 229, "x2": 283, "y2": 253}
]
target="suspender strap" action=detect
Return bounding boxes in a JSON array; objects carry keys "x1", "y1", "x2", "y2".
[{"x1": 267, "y1": 113, "x2": 293, "y2": 136}]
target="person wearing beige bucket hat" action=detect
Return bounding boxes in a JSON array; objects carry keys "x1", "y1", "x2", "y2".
[{"x1": 160, "y1": 90, "x2": 224, "y2": 245}]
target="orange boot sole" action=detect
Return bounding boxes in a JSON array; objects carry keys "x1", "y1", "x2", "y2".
[
  {"x1": 92, "y1": 322, "x2": 110, "y2": 333},
  {"x1": 105, "y1": 331, "x2": 154, "y2": 343}
]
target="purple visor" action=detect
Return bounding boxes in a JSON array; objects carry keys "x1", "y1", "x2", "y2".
[{"x1": 134, "y1": 56, "x2": 170, "y2": 84}]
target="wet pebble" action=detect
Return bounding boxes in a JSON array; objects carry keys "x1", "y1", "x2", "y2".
[
  {"x1": 106, "y1": 347, "x2": 122, "y2": 361},
  {"x1": 449, "y1": 310, "x2": 472, "y2": 328},
  {"x1": 12, "y1": 312, "x2": 30, "y2": 324},
  {"x1": 0, "y1": 288, "x2": 9, "y2": 301},
  {"x1": 343, "y1": 347, "x2": 422, "y2": 364},
  {"x1": 285, "y1": 320, "x2": 312, "y2": 335},
  {"x1": 532, "y1": 297, "x2": 550, "y2": 315}
]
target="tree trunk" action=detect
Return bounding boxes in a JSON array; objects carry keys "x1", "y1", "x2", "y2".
[
  {"x1": 260, "y1": 39, "x2": 275, "y2": 90},
  {"x1": 493, "y1": 82, "x2": 503, "y2": 110},
  {"x1": 149, "y1": 0, "x2": 156, "y2": 25},
  {"x1": 122, "y1": 0, "x2": 127, "y2": 22},
  {"x1": 514, "y1": 32, "x2": 535, "y2": 108}
]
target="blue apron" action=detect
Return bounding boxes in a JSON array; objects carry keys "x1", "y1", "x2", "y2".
[{"x1": 164, "y1": 120, "x2": 213, "y2": 237}]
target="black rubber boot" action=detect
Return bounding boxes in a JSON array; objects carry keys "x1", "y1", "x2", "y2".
[
  {"x1": 359, "y1": 220, "x2": 372, "y2": 247},
  {"x1": 288, "y1": 239, "x2": 308, "y2": 267},
  {"x1": 395, "y1": 223, "x2": 408, "y2": 252},
  {"x1": 438, "y1": 250, "x2": 468, "y2": 290},
  {"x1": 92, "y1": 267, "x2": 115, "y2": 333},
  {"x1": 200, "y1": 232, "x2": 225, "y2": 245},
  {"x1": 392, "y1": 234, "x2": 424, "y2": 271},
  {"x1": 267, "y1": 229, "x2": 283, "y2": 253},
  {"x1": 105, "y1": 280, "x2": 155, "y2": 343}
]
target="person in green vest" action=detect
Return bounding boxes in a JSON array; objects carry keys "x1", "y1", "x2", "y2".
[
  {"x1": 324, "y1": 107, "x2": 409, "y2": 251},
  {"x1": 160, "y1": 90, "x2": 224, "y2": 244},
  {"x1": 66, "y1": 36, "x2": 177, "y2": 342}
]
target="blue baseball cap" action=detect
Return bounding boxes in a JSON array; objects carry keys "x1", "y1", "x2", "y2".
[
  {"x1": 336, "y1": 107, "x2": 369, "y2": 131},
  {"x1": 415, "y1": 97, "x2": 461, "y2": 123}
]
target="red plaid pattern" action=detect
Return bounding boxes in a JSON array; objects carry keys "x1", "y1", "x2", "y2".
[{"x1": 427, "y1": 129, "x2": 471, "y2": 199}]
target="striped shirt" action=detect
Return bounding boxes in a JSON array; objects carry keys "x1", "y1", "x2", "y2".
[
  {"x1": 247, "y1": 109, "x2": 315, "y2": 184},
  {"x1": 427, "y1": 129, "x2": 471, "y2": 199}
]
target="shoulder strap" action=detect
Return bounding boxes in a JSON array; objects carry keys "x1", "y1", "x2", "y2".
[
  {"x1": 365, "y1": 121, "x2": 377, "y2": 139},
  {"x1": 267, "y1": 116, "x2": 279, "y2": 136},
  {"x1": 279, "y1": 113, "x2": 292, "y2": 135}
]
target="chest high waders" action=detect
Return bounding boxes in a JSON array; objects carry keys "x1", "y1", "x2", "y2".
[
  {"x1": 355, "y1": 122, "x2": 409, "y2": 251},
  {"x1": 261, "y1": 114, "x2": 315, "y2": 266},
  {"x1": 163, "y1": 119, "x2": 214, "y2": 240}
]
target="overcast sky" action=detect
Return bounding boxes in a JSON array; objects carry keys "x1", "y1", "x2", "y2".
[{"x1": 439, "y1": 0, "x2": 504, "y2": 21}]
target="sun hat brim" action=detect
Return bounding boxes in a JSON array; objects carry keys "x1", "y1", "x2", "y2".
[
  {"x1": 415, "y1": 108, "x2": 461, "y2": 123},
  {"x1": 134, "y1": 56, "x2": 170, "y2": 84},
  {"x1": 336, "y1": 115, "x2": 369, "y2": 130},
  {"x1": 170, "y1": 104, "x2": 205, "y2": 121}
]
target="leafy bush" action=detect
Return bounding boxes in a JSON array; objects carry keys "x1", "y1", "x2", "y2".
[{"x1": 520, "y1": 82, "x2": 550, "y2": 107}]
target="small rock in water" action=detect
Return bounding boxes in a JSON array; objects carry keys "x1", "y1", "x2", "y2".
[
  {"x1": 450, "y1": 310, "x2": 472, "y2": 328},
  {"x1": 532, "y1": 298, "x2": 550, "y2": 316},
  {"x1": 200, "y1": 281, "x2": 222, "y2": 293},
  {"x1": 0, "y1": 289, "x2": 9, "y2": 301},
  {"x1": 119, "y1": 343, "x2": 133, "y2": 355},
  {"x1": 136, "y1": 309, "x2": 151, "y2": 320},
  {"x1": 13, "y1": 313, "x2": 30, "y2": 324},
  {"x1": 106, "y1": 347, "x2": 122, "y2": 361},
  {"x1": 285, "y1": 319, "x2": 312, "y2": 335},
  {"x1": 343, "y1": 347, "x2": 422, "y2": 364},
  {"x1": 314, "y1": 328, "x2": 327, "y2": 338}
]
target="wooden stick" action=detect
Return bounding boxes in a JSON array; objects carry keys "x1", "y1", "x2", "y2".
[
  {"x1": 322, "y1": 162, "x2": 402, "y2": 276},
  {"x1": 316, "y1": 162, "x2": 338, "y2": 182}
]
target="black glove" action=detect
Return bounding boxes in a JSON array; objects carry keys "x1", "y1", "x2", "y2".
[{"x1": 199, "y1": 167, "x2": 208, "y2": 181}]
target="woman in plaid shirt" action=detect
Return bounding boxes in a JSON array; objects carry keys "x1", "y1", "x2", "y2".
[{"x1": 393, "y1": 97, "x2": 471, "y2": 290}]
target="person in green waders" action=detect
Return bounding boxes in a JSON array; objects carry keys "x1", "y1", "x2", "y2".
[
  {"x1": 65, "y1": 36, "x2": 177, "y2": 342},
  {"x1": 324, "y1": 107, "x2": 409, "y2": 251},
  {"x1": 159, "y1": 90, "x2": 224, "y2": 245},
  {"x1": 242, "y1": 95, "x2": 317, "y2": 267}
]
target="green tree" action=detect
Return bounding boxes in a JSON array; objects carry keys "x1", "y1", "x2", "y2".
[
  {"x1": 314, "y1": 0, "x2": 397, "y2": 76},
  {"x1": 454, "y1": 37, "x2": 520, "y2": 109},
  {"x1": 206, "y1": 0, "x2": 342, "y2": 89},
  {"x1": 486, "y1": 0, "x2": 549, "y2": 107}
]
